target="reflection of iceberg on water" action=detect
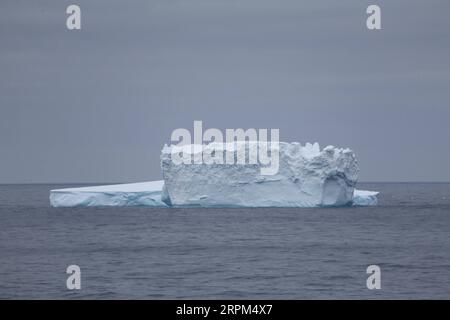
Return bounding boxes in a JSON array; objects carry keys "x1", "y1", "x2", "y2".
[{"x1": 50, "y1": 142, "x2": 379, "y2": 208}]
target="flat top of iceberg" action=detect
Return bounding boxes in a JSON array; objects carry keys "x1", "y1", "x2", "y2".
[
  {"x1": 162, "y1": 141, "x2": 353, "y2": 160},
  {"x1": 51, "y1": 180, "x2": 164, "y2": 193}
]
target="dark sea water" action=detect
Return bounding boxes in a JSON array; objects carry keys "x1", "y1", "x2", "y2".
[{"x1": 0, "y1": 183, "x2": 449, "y2": 299}]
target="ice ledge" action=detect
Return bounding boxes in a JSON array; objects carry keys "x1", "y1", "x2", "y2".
[
  {"x1": 50, "y1": 181, "x2": 378, "y2": 208},
  {"x1": 50, "y1": 181, "x2": 167, "y2": 207},
  {"x1": 352, "y1": 189, "x2": 379, "y2": 206}
]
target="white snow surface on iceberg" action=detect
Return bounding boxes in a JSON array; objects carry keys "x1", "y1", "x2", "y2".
[
  {"x1": 50, "y1": 181, "x2": 167, "y2": 207},
  {"x1": 161, "y1": 142, "x2": 360, "y2": 207},
  {"x1": 50, "y1": 181, "x2": 377, "y2": 208}
]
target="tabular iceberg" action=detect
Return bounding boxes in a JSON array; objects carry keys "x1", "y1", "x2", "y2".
[{"x1": 50, "y1": 141, "x2": 379, "y2": 208}]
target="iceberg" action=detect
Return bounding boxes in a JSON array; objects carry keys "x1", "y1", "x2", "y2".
[{"x1": 50, "y1": 142, "x2": 379, "y2": 208}]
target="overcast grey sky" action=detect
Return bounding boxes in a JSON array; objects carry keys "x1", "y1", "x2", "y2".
[{"x1": 1, "y1": 0, "x2": 450, "y2": 183}]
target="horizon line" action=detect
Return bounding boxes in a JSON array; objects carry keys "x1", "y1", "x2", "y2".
[{"x1": 1, "y1": 181, "x2": 450, "y2": 185}]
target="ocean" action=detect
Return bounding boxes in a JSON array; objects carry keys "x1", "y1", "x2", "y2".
[{"x1": 0, "y1": 183, "x2": 449, "y2": 299}]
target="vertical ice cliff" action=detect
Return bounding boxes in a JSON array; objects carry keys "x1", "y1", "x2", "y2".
[{"x1": 161, "y1": 142, "x2": 359, "y2": 207}]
